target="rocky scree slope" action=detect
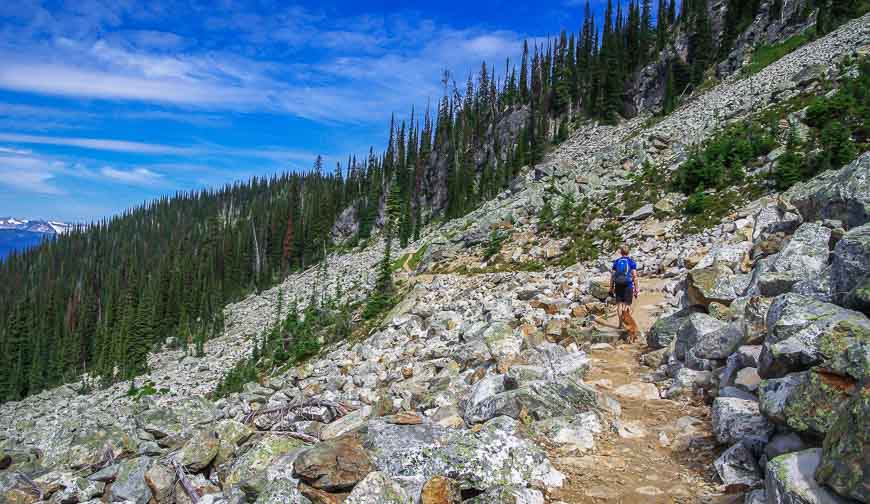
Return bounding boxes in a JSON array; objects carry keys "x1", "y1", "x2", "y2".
[{"x1": 0, "y1": 13, "x2": 869, "y2": 504}]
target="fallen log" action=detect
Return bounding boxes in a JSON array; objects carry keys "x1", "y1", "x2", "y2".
[{"x1": 171, "y1": 460, "x2": 199, "y2": 504}]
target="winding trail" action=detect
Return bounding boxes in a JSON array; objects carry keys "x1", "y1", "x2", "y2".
[{"x1": 550, "y1": 280, "x2": 727, "y2": 504}]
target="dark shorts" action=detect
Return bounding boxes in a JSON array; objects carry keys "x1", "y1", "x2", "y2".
[{"x1": 614, "y1": 284, "x2": 634, "y2": 304}]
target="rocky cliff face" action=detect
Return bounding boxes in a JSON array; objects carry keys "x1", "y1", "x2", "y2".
[{"x1": 1, "y1": 13, "x2": 868, "y2": 504}]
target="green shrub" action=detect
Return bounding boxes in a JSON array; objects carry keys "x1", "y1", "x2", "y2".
[
  {"x1": 674, "y1": 121, "x2": 775, "y2": 194},
  {"x1": 483, "y1": 229, "x2": 508, "y2": 261}
]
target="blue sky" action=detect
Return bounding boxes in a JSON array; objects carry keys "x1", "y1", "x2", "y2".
[{"x1": 0, "y1": 0, "x2": 608, "y2": 222}]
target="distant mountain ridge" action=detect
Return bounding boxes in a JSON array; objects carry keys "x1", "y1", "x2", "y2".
[{"x1": 0, "y1": 217, "x2": 72, "y2": 260}]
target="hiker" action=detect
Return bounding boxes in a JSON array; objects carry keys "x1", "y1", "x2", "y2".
[{"x1": 609, "y1": 245, "x2": 639, "y2": 337}]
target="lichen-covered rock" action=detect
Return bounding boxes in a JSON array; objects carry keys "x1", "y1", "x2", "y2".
[
  {"x1": 221, "y1": 435, "x2": 307, "y2": 492},
  {"x1": 786, "y1": 152, "x2": 870, "y2": 230},
  {"x1": 179, "y1": 429, "x2": 220, "y2": 472},
  {"x1": 344, "y1": 471, "x2": 412, "y2": 504},
  {"x1": 818, "y1": 320, "x2": 870, "y2": 382},
  {"x1": 675, "y1": 313, "x2": 727, "y2": 361},
  {"x1": 759, "y1": 373, "x2": 808, "y2": 424},
  {"x1": 463, "y1": 485, "x2": 545, "y2": 504},
  {"x1": 765, "y1": 449, "x2": 852, "y2": 504},
  {"x1": 362, "y1": 417, "x2": 563, "y2": 499},
  {"x1": 464, "y1": 378, "x2": 599, "y2": 424},
  {"x1": 714, "y1": 440, "x2": 763, "y2": 489},
  {"x1": 48, "y1": 424, "x2": 137, "y2": 470},
  {"x1": 646, "y1": 310, "x2": 693, "y2": 350},
  {"x1": 420, "y1": 476, "x2": 461, "y2": 504},
  {"x1": 771, "y1": 222, "x2": 833, "y2": 278},
  {"x1": 144, "y1": 463, "x2": 175, "y2": 504},
  {"x1": 693, "y1": 322, "x2": 746, "y2": 360},
  {"x1": 783, "y1": 370, "x2": 854, "y2": 437},
  {"x1": 815, "y1": 392, "x2": 870, "y2": 503},
  {"x1": 845, "y1": 276, "x2": 870, "y2": 316},
  {"x1": 107, "y1": 457, "x2": 153, "y2": 504},
  {"x1": 483, "y1": 322, "x2": 522, "y2": 366},
  {"x1": 135, "y1": 397, "x2": 219, "y2": 449},
  {"x1": 254, "y1": 478, "x2": 309, "y2": 504},
  {"x1": 687, "y1": 264, "x2": 748, "y2": 307},
  {"x1": 213, "y1": 419, "x2": 255, "y2": 466},
  {"x1": 530, "y1": 412, "x2": 602, "y2": 453},
  {"x1": 0, "y1": 472, "x2": 42, "y2": 504},
  {"x1": 760, "y1": 295, "x2": 870, "y2": 379},
  {"x1": 293, "y1": 432, "x2": 375, "y2": 492},
  {"x1": 832, "y1": 223, "x2": 870, "y2": 306},
  {"x1": 711, "y1": 398, "x2": 774, "y2": 445}
]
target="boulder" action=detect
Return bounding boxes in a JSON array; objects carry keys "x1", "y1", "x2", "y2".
[
  {"x1": 107, "y1": 457, "x2": 153, "y2": 504},
  {"x1": 136, "y1": 397, "x2": 219, "y2": 449},
  {"x1": 254, "y1": 479, "x2": 307, "y2": 504},
  {"x1": 665, "y1": 368, "x2": 714, "y2": 398},
  {"x1": 694, "y1": 241, "x2": 753, "y2": 272},
  {"x1": 361, "y1": 416, "x2": 563, "y2": 498},
  {"x1": 753, "y1": 205, "x2": 802, "y2": 242},
  {"x1": 221, "y1": 435, "x2": 307, "y2": 493},
  {"x1": 344, "y1": 471, "x2": 412, "y2": 504},
  {"x1": 783, "y1": 370, "x2": 854, "y2": 437},
  {"x1": 213, "y1": 420, "x2": 255, "y2": 465},
  {"x1": 420, "y1": 476, "x2": 462, "y2": 504},
  {"x1": 647, "y1": 310, "x2": 692, "y2": 349},
  {"x1": 0, "y1": 473, "x2": 42, "y2": 504},
  {"x1": 765, "y1": 432, "x2": 810, "y2": 467},
  {"x1": 483, "y1": 322, "x2": 522, "y2": 365},
  {"x1": 628, "y1": 203, "x2": 655, "y2": 221},
  {"x1": 293, "y1": 432, "x2": 375, "y2": 492},
  {"x1": 531, "y1": 412, "x2": 602, "y2": 453},
  {"x1": 144, "y1": 463, "x2": 175, "y2": 503},
  {"x1": 817, "y1": 320, "x2": 870, "y2": 382},
  {"x1": 714, "y1": 440, "x2": 763, "y2": 489},
  {"x1": 760, "y1": 294, "x2": 870, "y2": 379},
  {"x1": 735, "y1": 367, "x2": 762, "y2": 393},
  {"x1": 464, "y1": 378, "x2": 599, "y2": 424},
  {"x1": 687, "y1": 264, "x2": 748, "y2": 307},
  {"x1": 832, "y1": 223, "x2": 870, "y2": 305},
  {"x1": 613, "y1": 383, "x2": 660, "y2": 401},
  {"x1": 844, "y1": 276, "x2": 870, "y2": 316},
  {"x1": 711, "y1": 398, "x2": 774, "y2": 445},
  {"x1": 179, "y1": 429, "x2": 220, "y2": 472},
  {"x1": 765, "y1": 449, "x2": 852, "y2": 504},
  {"x1": 816, "y1": 393, "x2": 869, "y2": 503},
  {"x1": 693, "y1": 322, "x2": 746, "y2": 360},
  {"x1": 745, "y1": 489, "x2": 766, "y2": 504},
  {"x1": 770, "y1": 223, "x2": 832, "y2": 278},
  {"x1": 675, "y1": 313, "x2": 727, "y2": 361},
  {"x1": 321, "y1": 406, "x2": 373, "y2": 441},
  {"x1": 759, "y1": 373, "x2": 808, "y2": 424},
  {"x1": 50, "y1": 425, "x2": 137, "y2": 470},
  {"x1": 463, "y1": 485, "x2": 545, "y2": 504},
  {"x1": 785, "y1": 152, "x2": 870, "y2": 230}
]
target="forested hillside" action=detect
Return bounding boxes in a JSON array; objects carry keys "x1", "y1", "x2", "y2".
[{"x1": 0, "y1": 0, "x2": 865, "y2": 402}]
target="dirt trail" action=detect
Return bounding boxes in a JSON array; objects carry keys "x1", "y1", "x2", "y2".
[{"x1": 549, "y1": 279, "x2": 731, "y2": 504}]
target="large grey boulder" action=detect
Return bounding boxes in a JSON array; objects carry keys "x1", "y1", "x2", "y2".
[
  {"x1": 344, "y1": 471, "x2": 412, "y2": 504},
  {"x1": 464, "y1": 378, "x2": 599, "y2": 424},
  {"x1": 713, "y1": 440, "x2": 763, "y2": 488},
  {"x1": 760, "y1": 294, "x2": 870, "y2": 378},
  {"x1": 135, "y1": 397, "x2": 220, "y2": 449},
  {"x1": 771, "y1": 223, "x2": 832, "y2": 278},
  {"x1": 693, "y1": 322, "x2": 746, "y2": 360},
  {"x1": 687, "y1": 264, "x2": 749, "y2": 307},
  {"x1": 754, "y1": 204, "x2": 802, "y2": 242},
  {"x1": 765, "y1": 449, "x2": 853, "y2": 504},
  {"x1": 786, "y1": 152, "x2": 870, "y2": 230},
  {"x1": 759, "y1": 373, "x2": 808, "y2": 424},
  {"x1": 781, "y1": 371, "x2": 852, "y2": 437},
  {"x1": 831, "y1": 223, "x2": 870, "y2": 305},
  {"x1": 816, "y1": 393, "x2": 869, "y2": 503},
  {"x1": 361, "y1": 416, "x2": 563, "y2": 499},
  {"x1": 464, "y1": 485, "x2": 545, "y2": 504},
  {"x1": 107, "y1": 457, "x2": 153, "y2": 504},
  {"x1": 647, "y1": 309, "x2": 695, "y2": 350},
  {"x1": 675, "y1": 313, "x2": 727, "y2": 360},
  {"x1": 711, "y1": 398, "x2": 774, "y2": 445}
]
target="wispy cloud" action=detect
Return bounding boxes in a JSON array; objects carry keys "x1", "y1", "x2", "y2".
[
  {"x1": 100, "y1": 166, "x2": 163, "y2": 186},
  {"x1": 0, "y1": 133, "x2": 194, "y2": 155},
  {"x1": 0, "y1": 152, "x2": 64, "y2": 194}
]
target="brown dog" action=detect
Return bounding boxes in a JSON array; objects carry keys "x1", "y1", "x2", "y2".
[{"x1": 621, "y1": 310, "x2": 640, "y2": 344}]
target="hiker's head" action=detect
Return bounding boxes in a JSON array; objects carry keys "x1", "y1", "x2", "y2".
[{"x1": 620, "y1": 244, "x2": 630, "y2": 256}]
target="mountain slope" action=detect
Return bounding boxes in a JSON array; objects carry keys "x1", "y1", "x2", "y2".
[
  {"x1": 0, "y1": 10, "x2": 867, "y2": 504},
  {"x1": 0, "y1": 218, "x2": 72, "y2": 261}
]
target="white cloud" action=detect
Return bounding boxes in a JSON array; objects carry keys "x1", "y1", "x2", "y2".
[
  {"x1": 100, "y1": 166, "x2": 163, "y2": 186},
  {"x1": 0, "y1": 152, "x2": 64, "y2": 194},
  {"x1": 0, "y1": 133, "x2": 195, "y2": 155}
]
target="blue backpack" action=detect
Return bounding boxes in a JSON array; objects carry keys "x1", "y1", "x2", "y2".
[{"x1": 613, "y1": 258, "x2": 631, "y2": 288}]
